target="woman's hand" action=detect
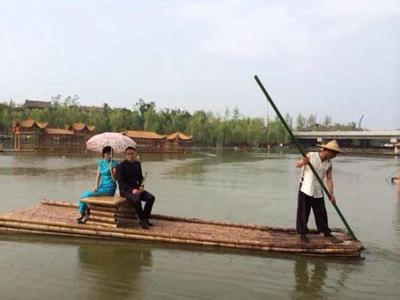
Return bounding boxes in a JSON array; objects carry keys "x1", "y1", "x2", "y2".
[{"x1": 92, "y1": 186, "x2": 98, "y2": 192}]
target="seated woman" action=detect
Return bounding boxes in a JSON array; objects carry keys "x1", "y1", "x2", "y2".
[{"x1": 77, "y1": 146, "x2": 118, "y2": 224}]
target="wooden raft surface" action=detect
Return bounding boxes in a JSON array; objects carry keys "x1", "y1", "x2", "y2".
[{"x1": 0, "y1": 200, "x2": 364, "y2": 257}]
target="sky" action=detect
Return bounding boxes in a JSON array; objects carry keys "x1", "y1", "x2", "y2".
[{"x1": 0, "y1": 0, "x2": 399, "y2": 129}]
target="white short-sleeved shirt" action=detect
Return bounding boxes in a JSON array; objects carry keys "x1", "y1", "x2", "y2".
[{"x1": 300, "y1": 152, "x2": 332, "y2": 198}]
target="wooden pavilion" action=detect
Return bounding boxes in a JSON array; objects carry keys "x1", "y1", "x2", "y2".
[
  {"x1": 123, "y1": 130, "x2": 166, "y2": 152},
  {"x1": 13, "y1": 119, "x2": 95, "y2": 152},
  {"x1": 65, "y1": 123, "x2": 96, "y2": 148},
  {"x1": 13, "y1": 119, "x2": 48, "y2": 151},
  {"x1": 166, "y1": 131, "x2": 193, "y2": 153}
]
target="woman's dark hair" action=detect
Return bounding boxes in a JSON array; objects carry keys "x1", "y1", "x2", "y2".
[
  {"x1": 102, "y1": 146, "x2": 113, "y2": 157},
  {"x1": 125, "y1": 146, "x2": 136, "y2": 152}
]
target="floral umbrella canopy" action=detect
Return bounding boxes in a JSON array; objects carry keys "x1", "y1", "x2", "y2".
[{"x1": 86, "y1": 132, "x2": 137, "y2": 153}]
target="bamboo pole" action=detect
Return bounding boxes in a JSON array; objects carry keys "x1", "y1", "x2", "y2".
[
  {"x1": 41, "y1": 199, "x2": 77, "y2": 208},
  {"x1": 88, "y1": 215, "x2": 116, "y2": 224},
  {"x1": 90, "y1": 210, "x2": 116, "y2": 218},
  {"x1": 116, "y1": 217, "x2": 137, "y2": 224},
  {"x1": 254, "y1": 75, "x2": 358, "y2": 241},
  {"x1": 90, "y1": 210, "x2": 137, "y2": 219}
]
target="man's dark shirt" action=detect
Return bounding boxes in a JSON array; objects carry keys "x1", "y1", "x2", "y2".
[{"x1": 117, "y1": 159, "x2": 144, "y2": 194}]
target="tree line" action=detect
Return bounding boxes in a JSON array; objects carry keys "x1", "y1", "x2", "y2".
[{"x1": 0, "y1": 96, "x2": 360, "y2": 147}]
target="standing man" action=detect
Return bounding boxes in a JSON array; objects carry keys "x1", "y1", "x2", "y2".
[
  {"x1": 117, "y1": 146, "x2": 155, "y2": 229},
  {"x1": 296, "y1": 140, "x2": 343, "y2": 242}
]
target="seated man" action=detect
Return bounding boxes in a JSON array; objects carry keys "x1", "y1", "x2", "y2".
[{"x1": 117, "y1": 146, "x2": 155, "y2": 229}]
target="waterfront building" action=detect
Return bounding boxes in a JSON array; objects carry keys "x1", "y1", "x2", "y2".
[
  {"x1": 12, "y1": 119, "x2": 95, "y2": 152},
  {"x1": 166, "y1": 131, "x2": 193, "y2": 152}
]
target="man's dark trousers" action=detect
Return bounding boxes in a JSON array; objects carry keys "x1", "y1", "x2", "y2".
[
  {"x1": 296, "y1": 188, "x2": 331, "y2": 235},
  {"x1": 121, "y1": 190, "x2": 155, "y2": 221}
]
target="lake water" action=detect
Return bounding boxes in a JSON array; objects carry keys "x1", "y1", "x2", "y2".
[{"x1": 0, "y1": 150, "x2": 399, "y2": 299}]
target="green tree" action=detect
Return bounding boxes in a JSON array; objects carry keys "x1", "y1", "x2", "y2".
[{"x1": 295, "y1": 113, "x2": 307, "y2": 130}]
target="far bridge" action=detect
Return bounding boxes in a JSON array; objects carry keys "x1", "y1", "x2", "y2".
[{"x1": 293, "y1": 131, "x2": 400, "y2": 155}]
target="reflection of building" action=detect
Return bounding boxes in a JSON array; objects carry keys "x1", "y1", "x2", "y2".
[
  {"x1": 12, "y1": 119, "x2": 95, "y2": 152},
  {"x1": 123, "y1": 130, "x2": 193, "y2": 153},
  {"x1": 166, "y1": 131, "x2": 192, "y2": 153}
]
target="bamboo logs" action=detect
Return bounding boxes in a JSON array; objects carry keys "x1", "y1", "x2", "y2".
[
  {"x1": 80, "y1": 196, "x2": 137, "y2": 228},
  {"x1": 0, "y1": 201, "x2": 365, "y2": 257}
]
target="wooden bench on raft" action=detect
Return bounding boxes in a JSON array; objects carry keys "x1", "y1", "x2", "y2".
[{"x1": 81, "y1": 196, "x2": 137, "y2": 228}]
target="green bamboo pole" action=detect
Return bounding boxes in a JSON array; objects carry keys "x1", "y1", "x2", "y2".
[{"x1": 254, "y1": 75, "x2": 357, "y2": 240}]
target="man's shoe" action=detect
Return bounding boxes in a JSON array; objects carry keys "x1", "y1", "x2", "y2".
[
  {"x1": 139, "y1": 220, "x2": 150, "y2": 230},
  {"x1": 147, "y1": 219, "x2": 154, "y2": 226},
  {"x1": 324, "y1": 233, "x2": 342, "y2": 244},
  {"x1": 300, "y1": 234, "x2": 310, "y2": 243}
]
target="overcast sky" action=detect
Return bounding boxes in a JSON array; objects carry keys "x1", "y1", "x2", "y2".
[{"x1": 1, "y1": 0, "x2": 399, "y2": 129}]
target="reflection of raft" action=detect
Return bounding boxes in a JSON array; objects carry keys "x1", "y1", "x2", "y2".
[{"x1": 0, "y1": 200, "x2": 364, "y2": 257}]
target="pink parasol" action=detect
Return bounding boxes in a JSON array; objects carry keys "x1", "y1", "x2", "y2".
[{"x1": 86, "y1": 132, "x2": 137, "y2": 153}]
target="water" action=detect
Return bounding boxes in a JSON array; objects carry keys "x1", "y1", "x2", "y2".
[{"x1": 0, "y1": 151, "x2": 399, "y2": 299}]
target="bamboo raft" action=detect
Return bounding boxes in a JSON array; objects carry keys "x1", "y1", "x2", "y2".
[{"x1": 0, "y1": 199, "x2": 364, "y2": 257}]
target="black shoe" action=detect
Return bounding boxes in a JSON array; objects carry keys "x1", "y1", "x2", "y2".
[
  {"x1": 77, "y1": 209, "x2": 90, "y2": 224},
  {"x1": 146, "y1": 220, "x2": 154, "y2": 226},
  {"x1": 77, "y1": 214, "x2": 85, "y2": 224},
  {"x1": 139, "y1": 220, "x2": 150, "y2": 230},
  {"x1": 81, "y1": 215, "x2": 89, "y2": 224},
  {"x1": 300, "y1": 234, "x2": 310, "y2": 243}
]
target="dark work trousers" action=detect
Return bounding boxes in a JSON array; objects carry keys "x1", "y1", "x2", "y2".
[
  {"x1": 296, "y1": 187, "x2": 331, "y2": 235},
  {"x1": 121, "y1": 190, "x2": 155, "y2": 221}
]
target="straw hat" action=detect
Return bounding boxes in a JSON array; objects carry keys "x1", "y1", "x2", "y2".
[{"x1": 317, "y1": 140, "x2": 344, "y2": 154}]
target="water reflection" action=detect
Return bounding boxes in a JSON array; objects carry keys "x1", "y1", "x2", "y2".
[
  {"x1": 0, "y1": 164, "x2": 95, "y2": 176},
  {"x1": 167, "y1": 160, "x2": 206, "y2": 176},
  {"x1": 292, "y1": 258, "x2": 327, "y2": 298},
  {"x1": 165, "y1": 150, "x2": 283, "y2": 176},
  {"x1": 77, "y1": 242, "x2": 152, "y2": 299},
  {"x1": 1, "y1": 151, "x2": 399, "y2": 298}
]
